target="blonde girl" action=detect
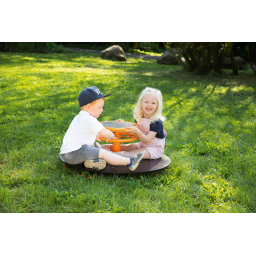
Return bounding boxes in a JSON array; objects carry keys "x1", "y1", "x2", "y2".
[{"x1": 102, "y1": 87, "x2": 166, "y2": 159}]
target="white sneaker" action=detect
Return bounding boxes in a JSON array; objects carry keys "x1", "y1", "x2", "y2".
[{"x1": 84, "y1": 159, "x2": 106, "y2": 170}]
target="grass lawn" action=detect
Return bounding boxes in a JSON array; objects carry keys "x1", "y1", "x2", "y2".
[{"x1": 0, "y1": 51, "x2": 256, "y2": 213}]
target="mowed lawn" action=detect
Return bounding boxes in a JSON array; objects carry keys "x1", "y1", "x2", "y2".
[{"x1": 0, "y1": 52, "x2": 255, "y2": 213}]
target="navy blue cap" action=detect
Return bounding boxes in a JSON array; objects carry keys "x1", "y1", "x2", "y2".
[{"x1": 78, "y1": 86, "x2": 112, "y2": 107}]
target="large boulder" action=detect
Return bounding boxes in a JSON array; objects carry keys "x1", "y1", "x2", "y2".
[
  {"x1": 168, "y1": 48, "x2": 181, "y2": 56},
  {"x1": 223, "y1": 56, "x2": 247, "y2": 70},
  {"x1": 157, "y1": 51, "x2": 178, "y2": 65},
  {"x1": 100, "y1": 45, "x2": 126, "y2": 61}
]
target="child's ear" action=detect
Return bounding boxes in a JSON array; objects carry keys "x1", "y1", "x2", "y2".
[{"x1": 81, "y1": 104, "x2": 89, "y2": 110}]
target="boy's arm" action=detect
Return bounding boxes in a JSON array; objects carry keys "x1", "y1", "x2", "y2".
[
  {"x1": 98, "y1": 127, "x2": 118, "y2": 141},
  {"x1": 126, "y1": 127, "x2": 156, "y2": 143}
]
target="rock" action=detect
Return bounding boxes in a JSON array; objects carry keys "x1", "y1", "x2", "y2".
[
  {"x1": 223, "y1": 56, "x2": 247, "y2": 70},
  {"x1": 157, "y1": 51, "x2": 178, "y2": 65},
  {"x1": 100, "y1": 45, "x2": 126, "y2": 61}
]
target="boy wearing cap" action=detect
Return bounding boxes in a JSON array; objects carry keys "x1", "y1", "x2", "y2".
[{"x1": 60, "y1": 86, "x2": 145, "y2": 171}]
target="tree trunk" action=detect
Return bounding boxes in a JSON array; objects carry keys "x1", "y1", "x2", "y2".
[
  {"x1": 247, "y1": 43, "x2": 256, "y2": 76},
  {"x1": 230, "y1": 47, "x2": 239, "y2": 76}
]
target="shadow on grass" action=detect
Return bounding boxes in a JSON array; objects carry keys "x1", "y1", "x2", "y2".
[{"x1": 0, "y1": 52, "x2": 103, "y2": 66}]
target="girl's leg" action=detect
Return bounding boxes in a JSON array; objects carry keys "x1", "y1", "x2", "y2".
[
  {"x1": 120, "y1": 143, "x2": 138, "y2": 151},
  {"x1": 113, "y1": 148, "x2": 151, "y2": 159}
]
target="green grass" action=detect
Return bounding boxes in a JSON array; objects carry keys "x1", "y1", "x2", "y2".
[
  {"x1": 131, "y1": 49, "x2": 162, "y2": 56},
  {"x1": 0, "y1": 52, "x2": 256, "y2": 213}
]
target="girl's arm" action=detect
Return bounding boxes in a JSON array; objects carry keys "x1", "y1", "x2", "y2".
[{"x1": 126, "y1": 127, "x2": 156, "y2": 143}]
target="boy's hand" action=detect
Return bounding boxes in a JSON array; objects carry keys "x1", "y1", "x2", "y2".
[
  {"x1": 106, "y1": 136, "x2": 119, "y2": 142},
  {"x1": 126, "y1": 126, "x2": 140, "y2": 134},
  {"x1": 96, "y1": 134, "x2": 101, "y2": 141},
  {"x1": 116, "y1": 119, "x2": 124, "y2": 122}
]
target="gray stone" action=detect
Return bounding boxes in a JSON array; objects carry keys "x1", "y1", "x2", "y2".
[
  {"x1": 223, "y1": 56, "x2": 247, "y2": 70},
  {"x1": 100, "y1": 45, "x2": 126, "y2": 61},
  {"x1": 157, "y1": 51, "x2": 178, "y2": 65}
]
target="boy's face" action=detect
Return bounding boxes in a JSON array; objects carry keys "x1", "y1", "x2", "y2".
[{"x1": 87, "y1": 98, "x2": 105, "y2": 118}]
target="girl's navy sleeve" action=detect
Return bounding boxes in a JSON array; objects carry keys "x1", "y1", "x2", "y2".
[{"x1": 150, "y1": 120, "x2": 165, "y2": 139}]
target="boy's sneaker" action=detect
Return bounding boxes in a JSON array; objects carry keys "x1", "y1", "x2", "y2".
[
  {"x1": 84, "y1": 159, "x2": 106, "y2": 170},
  {"x1": 95, "y1": 142, "x2": 101, "y2": 148},
  {"x1": 129, "y1": 151, "x2": 146, "y2": 171}
]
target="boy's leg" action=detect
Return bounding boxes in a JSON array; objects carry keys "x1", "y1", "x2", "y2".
[
  {"x1": 113, "y1": 148, "x2": 151, "y2": 159},
  {"x1": 99, "y1": 149, "x2": 130, "y2": 165},
  {"x1": 99, "y1": 148, "x2": 146, "y2": 171}
]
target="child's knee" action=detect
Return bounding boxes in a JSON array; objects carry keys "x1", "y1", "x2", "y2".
[{"x1": 99, "y1": 148, "x2": 108, "y2": 159}]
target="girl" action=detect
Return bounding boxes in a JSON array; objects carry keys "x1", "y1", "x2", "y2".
[{"x1": 102, "y1": 87, "x2": 166, "y2": 159}]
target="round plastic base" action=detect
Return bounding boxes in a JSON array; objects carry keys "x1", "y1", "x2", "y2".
[{"x1": 60, "y1": 155, "x2": 171, "y2": 174}]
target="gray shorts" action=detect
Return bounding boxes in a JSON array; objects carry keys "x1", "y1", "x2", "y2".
[{"x1": 60, "y1": 145, "x2": 100, "y2": 165}]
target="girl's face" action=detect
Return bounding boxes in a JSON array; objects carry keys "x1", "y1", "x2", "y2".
[{"x1": 141, "y1": 93, "x2": 158, "y2": 118}]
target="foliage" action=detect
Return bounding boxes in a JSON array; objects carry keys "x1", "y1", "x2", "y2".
[
  {"x1": 233, "y1": 43, "x2": 248, "y2": 61},
  {"x1": 0, "y1": 43, "x2": 70, "y2": 54},
  {"x1": 166, "y1": 42, "x2": 226, "y2": 75},
  {"x1": 58, "y1": 42, "x2": 165, "y2": 55},
  {"x1": 0, "y1": 52, "x2": 256, "y2": 213},
  {"x1": 165, "y1": 42, "x2": 256, "y2": 76},
  {"x1": 247, "y1": 42, "x2": 256, "y2": 75}
]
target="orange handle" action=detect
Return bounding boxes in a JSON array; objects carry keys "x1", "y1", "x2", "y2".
[
  {"x1": 99, "y1": 122, "x2": 138, "y2": 152},
  {"x1": 99, "y1": 132, "x2": 137, "y2": 143},
  {"x1": 101, "y1": 122, "x2": 137, "y2": 132}
]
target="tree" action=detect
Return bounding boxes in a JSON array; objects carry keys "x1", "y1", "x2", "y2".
[
  {"x1": 166, "y1": 42, "x2": 225, "y2": 75},
  {"x1": 247, "y1": 42, "x2": 256, "y2": 76}
]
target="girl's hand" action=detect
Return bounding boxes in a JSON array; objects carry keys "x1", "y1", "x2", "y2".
[
  {"x1": 116, "y1": 119, "x2": 124, "y2": 122},
  {"x1": 96, "y1": 134, "x2": 101, "y2": 141},
  {"x1": 126, "y1": 126, "x2": 140, "y2": 134}
]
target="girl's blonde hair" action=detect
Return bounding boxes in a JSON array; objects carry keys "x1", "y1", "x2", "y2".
[{"x1": 133, "y1": 87, "x2": 165, "y2": 124}]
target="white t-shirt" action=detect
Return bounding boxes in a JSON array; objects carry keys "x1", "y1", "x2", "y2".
[{"x1": 60, "y1": 111, "x2": 104, "y2": 154}]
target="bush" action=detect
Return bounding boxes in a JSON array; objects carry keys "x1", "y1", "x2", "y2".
[
  {"x1": 0, "y1": 43, "x2": 69, "y2": 54},
  {"x1": 247, "y1": 42, "x2": 256, "y2": 75},
  {"x1": 165, "y1": 42, "x2": 225, "y2": 75},
  {"x1": 57, "y1": 42, "x2": 165, "y2": 54}
]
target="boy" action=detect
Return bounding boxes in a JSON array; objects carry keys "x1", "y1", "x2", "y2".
[{"x1": 60, "y1": 86, "x2": 145, "y2": 171}]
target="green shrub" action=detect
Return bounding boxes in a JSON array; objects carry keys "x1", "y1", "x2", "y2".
[{"x1": 0, "y1": 42, "x2": 69, "y2": 54}]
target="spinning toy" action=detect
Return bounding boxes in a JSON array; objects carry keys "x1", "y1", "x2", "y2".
[{"x1": 60, "y1": 121, "x2": 171, "y2": 174}]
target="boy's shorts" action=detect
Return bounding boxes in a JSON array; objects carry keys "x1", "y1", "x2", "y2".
[{"x1": 60, "y1": 145, "x2": 100, "y2": 165}]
